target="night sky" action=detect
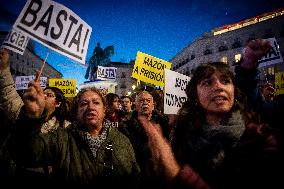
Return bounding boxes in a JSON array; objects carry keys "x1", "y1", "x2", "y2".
[{"x1": 1, "y1": 0, "x2": 284, "y2": 86}]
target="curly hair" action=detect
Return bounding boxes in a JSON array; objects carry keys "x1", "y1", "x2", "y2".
[{"x1": 71, "y1": 87, "x2": 107, "y2": 122}]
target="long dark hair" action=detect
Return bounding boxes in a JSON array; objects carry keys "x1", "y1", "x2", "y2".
[
  {"x1": 105, "y1": 93, "x2": 120, "y2": 116},
  {"x1": 172, "y1": 62, "x2": 247, "y2": 164}
]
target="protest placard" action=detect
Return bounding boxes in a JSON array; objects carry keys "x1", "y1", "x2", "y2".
[
  {"x1": 132, "y1": 51, "x2": 172, "y2": 87},
  {"x1": 15, "y1": 75, "x2": 47, "y2": 90},
  {"x1": 97, "y1": 66, "x2": 117, "y2": 80},
  {"x1": 164, "y1": 69, "x2": 190, "y2": 114},
  {"x1": 49, "y1": 78, "x2": 76, "y2": 97},
  {"x1": 258, "y1": 38, "x2": 283, "y2": 68},
  {"x1": 275, "y1": 71, "x2": 284, "y2": 95},
  {"x1": 13, "y1": 0, "x2": 92, "y2": 64},
  {"x1": 1, "y1": 28, "x2": 29, "y2": 55}
]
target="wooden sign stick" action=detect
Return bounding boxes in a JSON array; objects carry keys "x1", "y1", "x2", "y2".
[{"x1": 36, "y1": 52, "x2": 49, "y2": 82}]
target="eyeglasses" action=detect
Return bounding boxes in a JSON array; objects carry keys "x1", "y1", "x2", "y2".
[{"x1": 44, "y1": 92, "x2": 56, "y2": 98}]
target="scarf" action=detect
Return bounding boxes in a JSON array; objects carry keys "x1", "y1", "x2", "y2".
[
  {"x1": 82, "y1": 122, "x2": 110, "y2": 158},
  {"x1": 186, "y1": 111, "x2": 246, "y2": 170}
]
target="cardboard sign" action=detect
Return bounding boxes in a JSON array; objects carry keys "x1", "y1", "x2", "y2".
[
  {"x1": 15, "y1": 75, "x2": 47, "y2": 90},
  {"x1": 97, "y1": 66, "x2": 117, "y2": 80},
  {"x1": 258, "y1": 38, "x2": 283, "y2": 68},
  {"x1": 49, "y1": 78, "x2": 76, "y2": 97},
  {"x1": 164, "y1": 69, "x2": 190, "y2": 114},
  {"x1": 13, "y1": 0, "x2": 92, "y2": 64},
  {"x1": 275, "y1": 71, "x2": 284, "y2": 95},
  {"x1": 1, "y1": 28, "x2": 29, "y2": 55},
  {"x1": 132, "y1": 51, "x2": 172, "y2": 87}
]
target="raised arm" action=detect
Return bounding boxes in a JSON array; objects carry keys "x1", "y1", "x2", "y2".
[
  {"x1": 0, "y1": 49, "x2": 23, "y2": 122},
  {"x1": 235, "y1": 39, "x2": 272, "y2": 110},
  {"x1": 138, "y1": 116, "x2": 210, "y2": 189}
]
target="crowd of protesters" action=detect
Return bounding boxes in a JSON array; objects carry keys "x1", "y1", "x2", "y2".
[{"x1": 0, "y1": 38, "x2": 283, "y2": 189}]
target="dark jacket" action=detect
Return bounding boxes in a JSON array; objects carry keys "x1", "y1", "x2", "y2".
[
  {"x1": 235, "y1": 65, "x2": 284, "y2": 156},
  {"x1": 8, "y1": 109, "x2": 140, "y2": 188},
  {"x1": 172, "y1": 110, "x2": 281, "y2": 189},
  {"x1": 119, "y1": 110, "x2": 169, "y2": 189}
]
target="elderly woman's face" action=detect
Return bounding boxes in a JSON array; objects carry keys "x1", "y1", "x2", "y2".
[
  {"x1": 77, "y1": 91, "x2": 106, "y2": 127},
  {"x1": 197, "y1": 70, "x2": 235, "y2": 115}
]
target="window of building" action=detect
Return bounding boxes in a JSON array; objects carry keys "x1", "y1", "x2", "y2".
[
  {"x1": 218, "y1": 45, "x2": 228, "y2": 52},
  {"x1": 263, "y1": 29, "x2": 273, "y2": 38},
  {"x1": 204, "y1": 49, "x2": 212, "y2": 55},
  {"x1": 221, "y1": 56, "x2": 228, "y2": 64},
  {"x1": 268, "y1": 67, "x2": 274, "y2": 75},
  {"x1": 120, "y1": 83, "x2": 126, "y2": 89},
  {"x1": 248, "y1": 33, "x2": 256, "y2": 42},
  {"x1": 234, "y1": 54, "x2": 241, "y2": 63},
  {"x1": 232, "y1": 38, "x2": 242, "y2": 49},
  {"x1": 280, "y1": 29, "x2": 284, "y2": 37},
  {"x1": 121, "y1": 72, "x2": 126, "y2": 78}
]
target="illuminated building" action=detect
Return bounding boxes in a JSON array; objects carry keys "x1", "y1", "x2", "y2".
[{"x1": 171, "y1": 7, "x2": 284, "y2": 82}]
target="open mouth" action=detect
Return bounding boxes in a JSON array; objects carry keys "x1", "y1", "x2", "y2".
[
  {"x1": 86, "y1": 112, "x2": 97, "y2": 119},
  {"x1": 212, "y1": 96, "x2": 228, "y2": 103}
]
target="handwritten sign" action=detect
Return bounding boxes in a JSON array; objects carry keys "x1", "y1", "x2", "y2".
[
  {"x1": 164, "y1": 69, "x2": 190, "y2": 114},
  {"x1": 15, "y1": 75, "x2": 47, "y2": 90},
  {"x1": 132, "y1": 51, "x2": 172, "y2": 87}
]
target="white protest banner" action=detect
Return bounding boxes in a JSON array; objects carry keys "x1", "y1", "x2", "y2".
[
  {"x1": 164, "y1": 69, "x2": 190, "y2": 114},
  {"x1": 1, "y1": 28, "x2": 29, "y2": 55},
  {"x1": 15, "y1": 75, "x2": 47, "y2": 90},
  {"x1": 13, "y1": 0, "x2": 92, "y2": 64},
  {"x1": 97, "y1": 66, "x2": 117, "y2": 80},
  {"x1": 258, "y1": 38, "x2": 283, "y2": 68}
]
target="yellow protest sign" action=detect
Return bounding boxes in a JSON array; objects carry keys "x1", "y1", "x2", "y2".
[
  {"x1": 132, "y1": 51, "x2": 172, "y2": 87},
  {"x1": 49, "y1": 78, "x2": 76, "y2": 97},
  {"x1": 275, "y1": 71, "x2": 284, "y2": 95}
]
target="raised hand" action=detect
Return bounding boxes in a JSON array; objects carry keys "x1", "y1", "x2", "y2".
[
  {"x1": 241, "y1": 39, "x2": 272, "y2": 69},
  {"x1": 0, "y1": 48, "x2": 10, "y2": 70},
  {"x1": 23, "y1": 71, "x2": 46, "y2": 118},
  {"x1": 138, "y1": 116, "x2": 180, "y2": 180}
]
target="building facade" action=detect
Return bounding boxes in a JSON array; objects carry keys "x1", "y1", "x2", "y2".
[
  {"x1": 171, "y1": 8, "x2": 284, "y2": 82},
  {"x1": 109, "y1": 61, "x2": 135, "y2": 96}
]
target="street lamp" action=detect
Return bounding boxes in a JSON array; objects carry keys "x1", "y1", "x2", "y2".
[{"x1": 132, "y1": 85, "x2": 136, "y2": 90}]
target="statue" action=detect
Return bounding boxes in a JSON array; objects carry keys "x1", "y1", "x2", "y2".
[{"x1": 85, "y1": 43, "x2": 114, "y2": 81}]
